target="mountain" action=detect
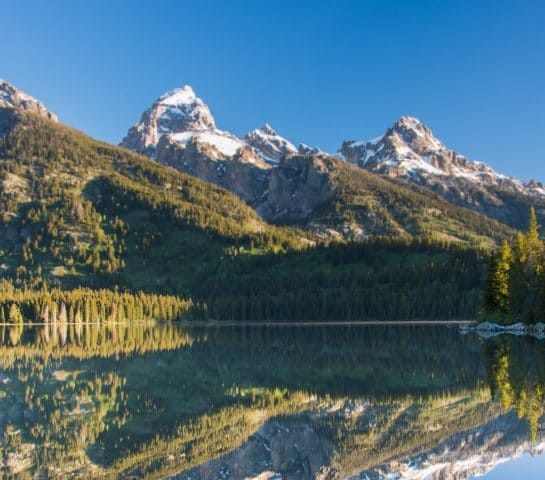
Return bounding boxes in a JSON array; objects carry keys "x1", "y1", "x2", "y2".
[
  {"x1": 355, "y1": 413, "x2": 545, "y2": 480},
  {"x1": 0, "y1": 94, "x2": 308, "y2": 294},
  {"x1": 258, "y1": 153, "x2": 513, "y2": 244},
  {"x1": 120, "y1": 85, "x2": 216, "y2": 157},
  {"x1": 121, "y1": 86, "x2": 514, "y2": 246},
  {"x1": 0, "y1": 86, "x2": 497, "y2": 321},
  {"x1": 173, "y1": 411, "x2": 544, "y2": 480},
  {"x1": 122, "y1": 90, "x2": 545, "y2": 233},
  {"x1": 120, "y1": 86, "x2": 318, "y2": 203},
  {"x1": 0, "y1": 80, "x2": 520, "y2": 320},
  {"x1": 340, "y1": 116, "x2": 545, "y2": 229},
  {"x1": 120, "y1": 85, "x2": 267, "y2": 202},
  {"x1": 0, "y1": 104, "x2": 494, "y2": 320},
  {"x1": 0, "y1": 79, "x2": 57, "y2": 121}
]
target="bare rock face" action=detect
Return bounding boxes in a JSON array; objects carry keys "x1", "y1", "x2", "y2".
[
  {"x1": 171, "y1": 418, "x2": 335, "y2": 480},
  {"x1": 156, "y1": 134, "x2": 271, "y2": 204},
  {"x1": 257, "y1": 154, "x2": 336, "y2": 222},
  {"x1": 340, "y1": 116, "x2": 545, "y2": 229},
  {"x1": 0, "y1": 79, "x2": 57, "y2": 121}
]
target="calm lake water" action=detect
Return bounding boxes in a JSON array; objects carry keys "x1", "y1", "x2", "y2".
[{"x1": 0, "y1": 322, "x2": 543, "y2": 479}]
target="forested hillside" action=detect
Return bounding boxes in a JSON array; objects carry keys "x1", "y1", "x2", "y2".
[{"x1": 0, "y1": 108, "x2": 302, "y2": 288}]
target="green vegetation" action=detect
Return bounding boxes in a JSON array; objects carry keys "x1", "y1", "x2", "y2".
[
  {"x1": 0, "y1": 109, "x2": 301, "y2": 288},
  {"x1": 0, "y1": 282, "x2": 193, "y2": 324},
  {"x1": 485, "y1": 334, "x2": 545, "y2": 442},
  {"x1": 196, "y1": 237, "x2": 490, "y2": 321},
  {"x1": 0, "y1": 108, "x2": 515, "y2": 320},
  {"x1": 482, "y1": 208, "x2": 545, "y2": 324}
]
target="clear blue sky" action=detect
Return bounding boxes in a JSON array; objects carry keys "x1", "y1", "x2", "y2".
[
  {"x1": 472, "y1": 450, "x2": 545, "y2": 480},
  {"x1": 2, "y1": 0, "x2": 544, "y2": 180}
]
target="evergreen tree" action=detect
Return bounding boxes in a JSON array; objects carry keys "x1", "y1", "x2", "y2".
[
  {"x1": 484, "y1": 208, "x2": 545, "y2": 323},
  {"x1": 484, "y1": 241, "x2": 512, "y2": 314}
]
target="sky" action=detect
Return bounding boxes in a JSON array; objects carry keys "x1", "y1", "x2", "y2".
[
  {"x1": 473, "y1": 450, "x2": 545, "y2": 480},
  {"x1": 1, "y1": 0, "x2": 544, "y2": 180}
]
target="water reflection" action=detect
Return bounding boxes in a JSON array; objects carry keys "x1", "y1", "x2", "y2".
[
  {"x1": 485, "y1": 335, "x2": 545, "y2": 442},
  {"x1": 0, "y1": 323, "x2": 542, "y2": 479}
]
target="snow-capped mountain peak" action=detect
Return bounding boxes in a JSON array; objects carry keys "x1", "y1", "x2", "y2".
[
  {"x1": 158, "y1": 85, "x2": 198, "y2": 105},
  {"x1": 340, "y1": 115, "x2": 502, "y2": 180},
  {"x1": 120, "y1": 84, "x2": 216, "y2": 155},
  {"x1": 0, "y1": 79, "x2": 57, "y2": 121},
  {"x1": 391, "y1": 115, "x2": 446, "y2": 152},
  {"x1": 339, "y1": 115, "x2": 545, "y2": 224},
  {"x1": 260, "y1": 123, "x2": 277, "y2": 136},
  {"x1": 155, "y1": 85, "x2": 216, "y2": 130},
  {"x1": 120, "y1": 84, "x2": 273, "y2": 203},
  {"x1": 244, "y1": 123, "x2": 297, "y2": 164},
  {"x1": 297, "y1": 143, "x2": 324, "y2": 156}
]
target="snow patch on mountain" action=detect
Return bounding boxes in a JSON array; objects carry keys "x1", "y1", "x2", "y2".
[
  {"x1": 355, "y1": 431, "x2": 545, "y2": 480},
  {"x1": 170, "y1": 130, "x2": 245, "y2": 158}
]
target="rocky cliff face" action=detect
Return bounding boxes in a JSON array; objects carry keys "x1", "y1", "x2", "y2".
[
  {"x1": 0, "y1": 79, "x2": 57, "y2": 121},
  {"x1": 256, "y1": 154, "x2": 336, "y2": 223},
  {"x1": 244, "y1": 123, "x2": 298, "y2": 164},
  {"x1": 173, "y1": 418, "x2": 335, "y2": 480},
  {"x1": 340, "y1": 116, "x2": 545, "y2": 228},
  {"x1": 155, "y1": 134, "x2": 271, "y2": 203}
]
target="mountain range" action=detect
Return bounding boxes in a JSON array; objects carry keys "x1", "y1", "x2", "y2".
[
  {"x1": 121, "y1": 84, "x2": 544, "y2": 232},
  {"x1": 0, "y1": 77, "x2": 536, "y2": 319}
]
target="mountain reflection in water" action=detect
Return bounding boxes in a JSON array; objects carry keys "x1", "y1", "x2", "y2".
[{"x1": 0, "y1": 323, "x2": 542, "y2": 479}]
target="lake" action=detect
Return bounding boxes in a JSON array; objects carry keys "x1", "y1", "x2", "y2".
[{"x1": 0, "y1": 322, "x2": 543, "y2": 479}]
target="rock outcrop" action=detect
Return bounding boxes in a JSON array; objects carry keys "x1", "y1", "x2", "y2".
[
  {"x1": 244, "y1": 123, "x2": 298, "y2": 164},
  {"x1": 0, "y1": 79, "x2": 57, "y2": 121},
  {"x1": 256, "y1": 154, "x2": 336, "y2": 223},
  {"x1": 155, "y1": 134, "x2": 271, "y2": 203}
]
